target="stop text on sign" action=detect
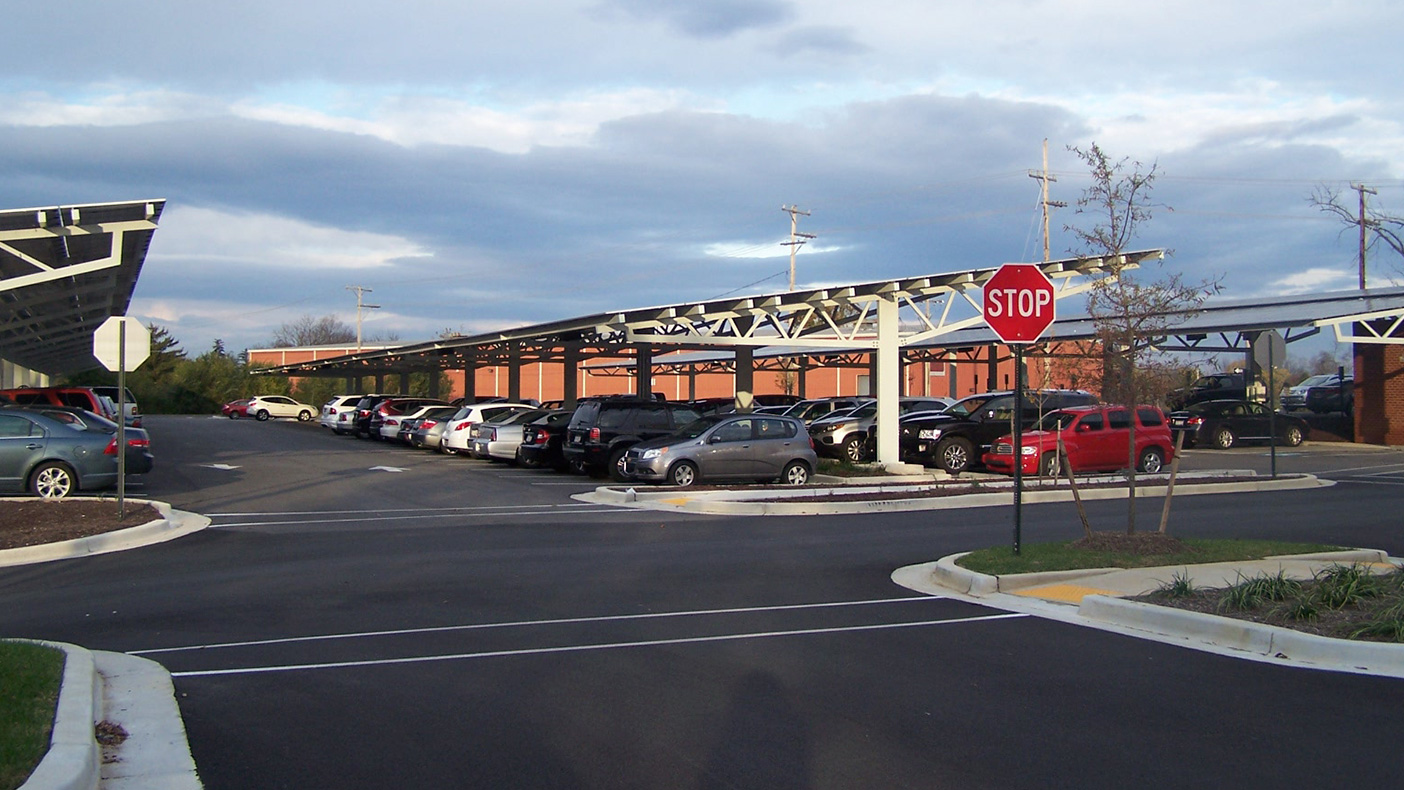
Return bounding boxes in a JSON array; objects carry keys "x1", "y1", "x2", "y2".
[
  {"x1": 982, "y1": 263, "x2": 1057, "y2": 344},
  {"x1": 984, "y1": 288, "x2": 1051, "y2": 319}
]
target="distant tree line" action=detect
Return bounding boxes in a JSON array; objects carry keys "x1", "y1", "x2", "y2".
[{"x1": 60, "y1": 314, "x2": 427, "y2": 414}]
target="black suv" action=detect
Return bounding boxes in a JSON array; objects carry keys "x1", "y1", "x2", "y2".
[
  {"x1": 563, "y1": 396, "x2": 703, "y2": 480},
  {"x1": 1166, "y1": 373, "x2": 1261, "y2": 411},
  {"x1": 347, "y1": 394, "x2": 396, "y2": 439},
  {"x1": 899, "y1": 389, "x2": 1097, "y2": 474}
]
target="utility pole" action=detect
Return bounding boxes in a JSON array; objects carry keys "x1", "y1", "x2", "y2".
[
  {"x1": 1352, "y1": 183, "x2": 1377, "y2": 289},
  {"x1": 1028, "y1": 139, "x2": 1067, "y2": 262},
  {"x1": 780, "y1": 205, "x2": 815, "y2": 291},
  {"x1": 345, "y1": 285, "x2": 380, "y2": 351}
]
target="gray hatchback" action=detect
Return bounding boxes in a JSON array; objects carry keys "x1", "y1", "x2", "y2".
[{"x1": 622, "y1": 413, "x2": 816, "y2": 487}]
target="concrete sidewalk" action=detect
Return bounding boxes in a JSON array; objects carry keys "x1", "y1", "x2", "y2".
[
  {"x1": 9, "y1": 503, "x2": 208, "y2": 790},
  {"x1": 893, "y1": 549, "x2": 1404, "y2": 679}
]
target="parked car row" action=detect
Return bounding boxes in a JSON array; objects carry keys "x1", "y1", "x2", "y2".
[{"x1": 307, "y1": 393, "x2": 820, "y2": 488}]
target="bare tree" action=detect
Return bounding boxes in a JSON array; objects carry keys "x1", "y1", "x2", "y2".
[
  {"x1": 1310, "y1": 185, "x2": 1404, "y2": 285},
  {"x1": 271, "y1": 314, "x2": 357, "y2": 347},
  {"x1": 1066, "y1": 143, "x2": 1220, "y2": 534}
]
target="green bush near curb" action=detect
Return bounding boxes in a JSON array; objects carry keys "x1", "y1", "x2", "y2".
[
  {"x1": 0, "y1": 641, "x2": 64, "y2": 790},
  {"x1": 956, "y1": 539, "x2": 1343, "y2": 576}
]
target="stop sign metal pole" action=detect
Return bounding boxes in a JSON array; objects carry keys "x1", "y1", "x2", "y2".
[
  {"x1": 983, "y1": 264, "x2": 1056, "y2": 556},
  {"x1": 117, "y1": 321, "x2": 126, "y2": 519},
  {"x1": 1012, "y1": 345, "x2": 1025, "y2": 555}
]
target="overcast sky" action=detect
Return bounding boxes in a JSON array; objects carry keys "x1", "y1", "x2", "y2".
[{"x1": 3, "y1": 1, "x2": 1400, "y2": 362}]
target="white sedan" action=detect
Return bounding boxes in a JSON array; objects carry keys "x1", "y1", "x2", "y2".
[{"x1": 246, "y1": 395, "x2": 316, "y2": 422}]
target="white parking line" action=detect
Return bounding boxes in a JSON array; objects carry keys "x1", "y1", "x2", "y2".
[
  {"x1": 166, "y1": 614, "x2": 1027, "y2": 678},
  {"x1": 208, "y1": 502, "x2": 606, "y2": 517},
  {"x1": 134, "y1": 597, "x2": 950, "y2": 655}
]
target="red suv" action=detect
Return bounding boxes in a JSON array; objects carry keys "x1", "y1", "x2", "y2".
[
  {"x1": 0, "y1": 387, "x2": 118, "y2": 422},
  {"x1": 982, "y1": 404, "x2": 1174, "y2": 476}
]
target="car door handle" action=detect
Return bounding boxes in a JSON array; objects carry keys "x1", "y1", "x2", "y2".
[{"x1": 26, "y1": 443, "x2": 41, "y2": 450}]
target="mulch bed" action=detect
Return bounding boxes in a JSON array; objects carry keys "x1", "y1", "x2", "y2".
[
  {"x1": 1136, "y1": 584, "x2": 1404, "y2": 642},
  {"x1": 0, "y1": 500, "x2": 161, "y2": 551}
]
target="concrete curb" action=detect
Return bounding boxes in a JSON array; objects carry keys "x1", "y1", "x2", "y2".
[
  {"x1": 0, "y1": 501, "x2": 211, "y2": 568},
  {"x1": 896, "y1": 550, "x2": 1404, "y2": 679},
  {"x1": 577, "y1": 471, "x2": 1329, "y2": 516},
  {"x1": 1079, "y1": 595, "x2": 1404, "y2": 676},
  {"x1": 17, "y1": 641, "x2": 100, "y2": 790},
  {"x1": 12, "y1": 642, "x2": 202, "y2": 790}
]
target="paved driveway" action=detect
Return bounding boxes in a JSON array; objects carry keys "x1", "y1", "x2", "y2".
[{"x1": 3, "y1": 417, "x2": 1403, "y2": 789}]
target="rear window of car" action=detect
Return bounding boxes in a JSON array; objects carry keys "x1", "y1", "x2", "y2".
[
  {"x1": 756, "y1": 418, "x2": 797, "y2": 439},
  {"x1": 568, "y1": 401, "x2": 601, "y2": 429},
  {"x1": 1108, "y1": 410, "x2": 1131, "y2": 429},
  {"x1": 1137, "y1": 408, "x2": 1164, "y2": 426},
  {"x1": 0, "y1": 414, "x2": 39, "y2": 437}
]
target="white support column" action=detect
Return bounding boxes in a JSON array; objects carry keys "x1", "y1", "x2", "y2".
[{"x1": 876, "y1": 295, "x2": 902, "y2": 467}]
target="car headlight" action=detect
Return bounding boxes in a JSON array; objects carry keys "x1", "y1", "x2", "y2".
[
  {"x1": 1021, "y1": 445, "x2": 1038, "y2": 456},
  {"x1": 641, "y1": 448, "x2": 664, "y2": 460},
  {"x1": 918, "y1": 428, "x2": 942, "y2": 440}
]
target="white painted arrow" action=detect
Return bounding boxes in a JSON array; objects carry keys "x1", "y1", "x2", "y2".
[
  {"x1": 369, "y1": 466, "x2": 407, "y2": 473},
  {"x1": 202, "y1": 463, "x2": 241, "y2": 471}
]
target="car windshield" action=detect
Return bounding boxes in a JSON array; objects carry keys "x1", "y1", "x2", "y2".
[
  {"x1": 1299, "y1": 374, "x2": 1333, "y2": 388},
  {"x1": 848, "y1": 402, "x2": 878, "y2": 419},
  {"x1": 1033, "y1": 411, "x2": 1080, "y2": 432}
]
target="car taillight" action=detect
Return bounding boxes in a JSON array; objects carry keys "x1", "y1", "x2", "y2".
[
  {"x1": 589, "y1": 427, "x2": 600, "y2": 441},
  {"x1": 386, "y1": 418, "x2": 399, "y2": 426},
  {"x1": 422, "y1": 420, "x2": 438, "y2": 429},
  {"x1": 1188, "y1": 417, "x2": 1204, "y2": 426},
  {"x1": 455, "y1": 420, "x2": 474, "y2": 432},
  {"x1": 104, "y1": 436, "x2": 149, "y2": 455}
]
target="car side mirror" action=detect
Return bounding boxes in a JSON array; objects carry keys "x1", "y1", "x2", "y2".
[{"x1": 708, "y1": 434, "x2": 722, "y2": 444}]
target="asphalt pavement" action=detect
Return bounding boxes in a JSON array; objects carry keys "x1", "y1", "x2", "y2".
[{"x1": 7, "y1": 416, "x2": 1404, "y2": 789}]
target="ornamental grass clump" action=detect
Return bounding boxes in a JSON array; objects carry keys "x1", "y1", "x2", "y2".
[
  {"x1": 1154, "y1": 570, "x2": 1196, "y2": 599},
  {"x1": 1218, "y1": 570, "x2": 1301, "y2": 612},
  {"x1": 1350, "y1": 600, "x2": 1404, "y2": 642},
  {"x1": 1313, "y1": 564, "x2": 1383, "y2": 610}
]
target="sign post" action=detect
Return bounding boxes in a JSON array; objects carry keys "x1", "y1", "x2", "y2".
[
  {"x1": 983, "y1": 264, "x2": 1057, "y2": 555},
  {"x1": 93, "y1": 317, "x2": 151, "y2": 518},
  {"x1": 1252, "y1": 330, "x2": 1286, "y2": 479}
]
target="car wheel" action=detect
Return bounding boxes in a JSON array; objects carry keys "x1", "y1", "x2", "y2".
[
  {"x1": 935, "y1": 437, "x2": 974, "y2": 474},
  {"x1": 228, "y1": 413, "x2": 239, "y2": 420},
  {"x1": 781, "y1": 460, "x2": 810, "y2": 486},
  {"x1": 608, "y1": 449, "x2": 630, "y2": 482},
  {"x1": 842, "y1": 435, "x2": 867, "y2": 463},
  {"x1": 1281, "y1": 424, "x2": 1304, "y2": 447},
  {"x1": 518, "y1": 452, "x2": 541, "y2": 469},
  {"x1": 668, "y1": 461, "x2": 698, "y2": 487},
  {"x1": 1138, "y1": 447, "x2": 1165, "y2": 474},
  {"x1": 29, "y1": 462, "x2": 76, "y2": 499},
  {"x1": 1038, "y1": 452, "x2": 1060, "y2": 478},
  {"x1": 1213, "y1": 427, "x2": 1235, "y2": 450},
  {"x1": 297, "y1": 410, "x2": 312, "y2": 422},
  {"x1": 255, "y1": 410, "x2": 270, "y2": 422}
]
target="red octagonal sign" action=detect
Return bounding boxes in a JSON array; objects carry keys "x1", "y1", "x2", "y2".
[{"x1": 983, "y1": 263, "x2": 1056, "y2": 344}]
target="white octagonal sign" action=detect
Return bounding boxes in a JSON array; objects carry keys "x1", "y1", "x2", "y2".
[{"x1": 93, "y1": 316, "x2": 151, "y2": 372}]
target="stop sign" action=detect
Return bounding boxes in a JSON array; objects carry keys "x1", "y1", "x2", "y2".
[
  {"x1": 93, "y1": 316, "x2": 151, "y2": 372},
  {"x1": 983, "y1": 264, "x2": 1056, "y2": 344}
]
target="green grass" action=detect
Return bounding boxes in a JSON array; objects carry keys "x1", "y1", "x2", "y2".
[
  {"x1": 0, "y1": 641, "x2": 64, "y2": 790},
  {"x1": 956, "y1": 539, "x2": 1343, "y2": 576},
  {"x1": 815, "y1": 458, "x2": 891, "y2": 477}
]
